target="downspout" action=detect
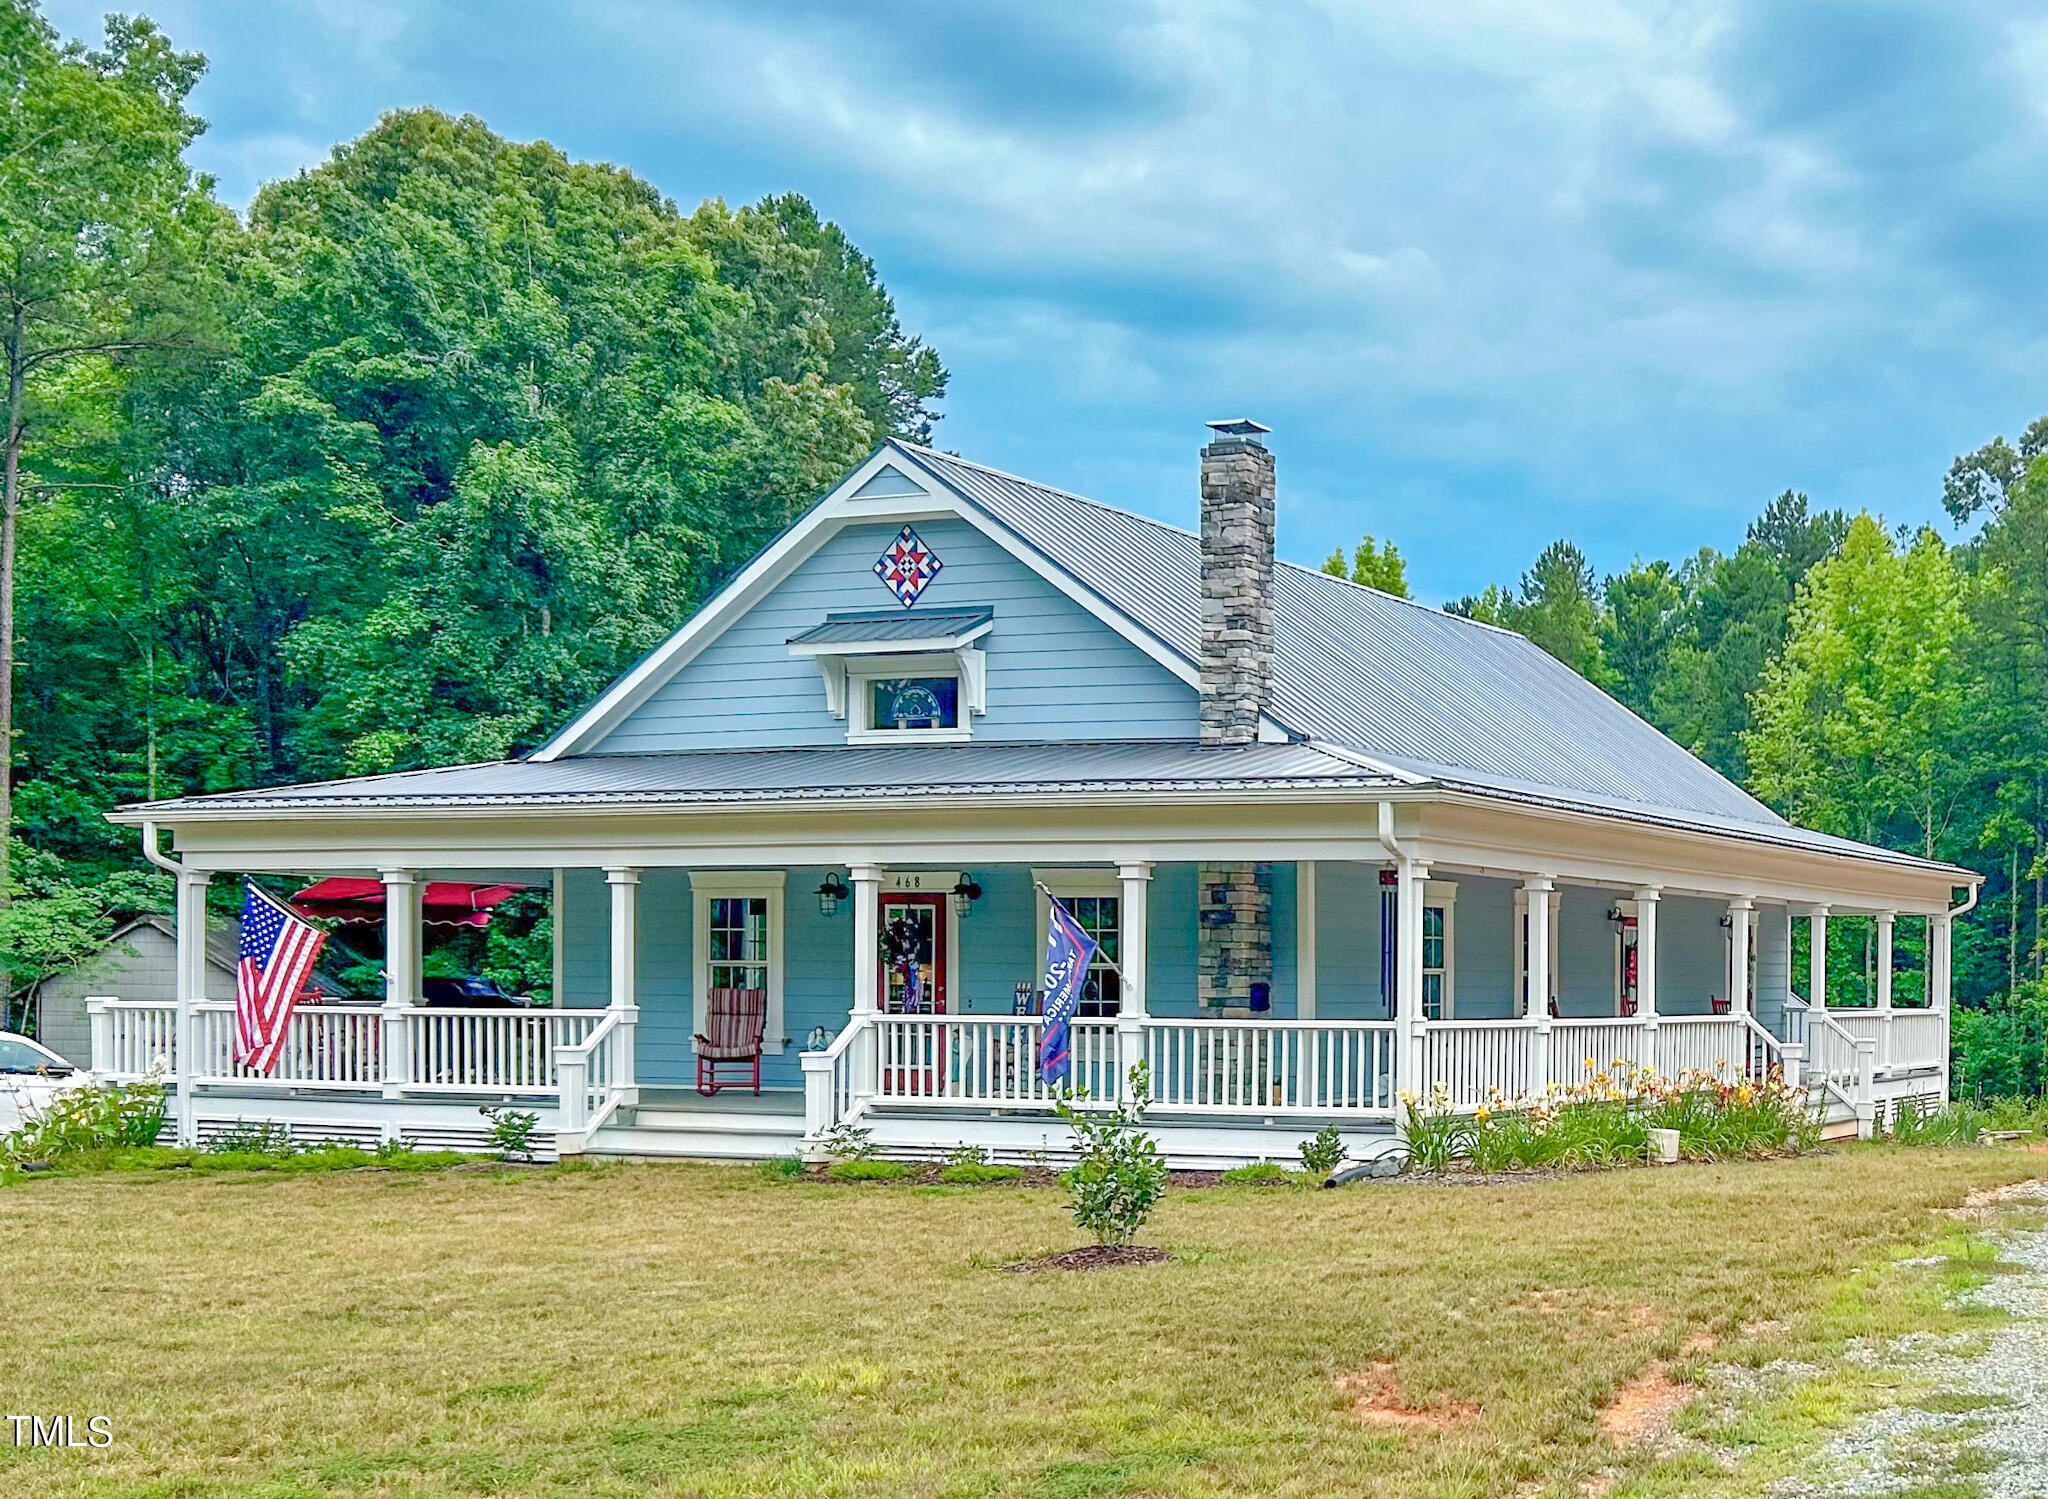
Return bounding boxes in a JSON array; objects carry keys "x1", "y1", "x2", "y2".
[
  {"x1": 140, "y1": 820, "x2": 197, "y2": 1145},
  {"x1": 139, "y1": 819, "x2": 181, "y2": 875},
  {"x1": 1949, "y1": 879, "x2": 1980, "y2": 922},
  {"x1": 1377, "y1": 800, "x2": 1423, "y2": 1111}
]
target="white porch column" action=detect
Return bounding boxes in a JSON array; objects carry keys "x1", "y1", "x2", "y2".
[
  {"x1": 1117, "y1": 861, "x2": 1152, "y2": 1091},
  {"x1": 1726, "y1": 898, "x2": 1754, "y2": 1015},
  {"x1": 1634, "y1": 887, "x2": 1660, "y2": 1074},
  {"x1": 1932, "y1": 910, "x2": 1954, "y2": 1096},
  {"x1": 1523, "y1": 876, "x2": 1553, "y2": 1093},
  {"x1": 850, "y1": 862, "x2": 883, "y2": 1101},
  {"x1": 1633, "y1": 888, "x2": 1661, "y2": 1020},
  {"x1": 1296, "y1": 859, "x2": 1318, "y2": 1106},
  {"x1": 604, "y1": 866, "x2": 642, "y2": 1106},
  {"x1": 1395, "y1": 857, "x2": 1427, "y2": 1095},
  {"x1": 1808, "y1": 906, "x2": 1830, "y2": 1010},
  {"x1": 1874, "y1": 909, "x2": 1896, "y2": 1073},
  {"x1": 173, "y1": 867, "x2": 210, "y2": 1146},
  {"x1": 379, "y1": 868, "x2": 420, "y2": 1100}
]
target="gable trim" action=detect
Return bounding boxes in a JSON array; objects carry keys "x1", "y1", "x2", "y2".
[{"x1": 532, "y1": 442, "x2": 1214, "y2": 760}]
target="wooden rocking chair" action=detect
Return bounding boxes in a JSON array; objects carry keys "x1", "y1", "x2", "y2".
[{"x1": 696, "y1": 987, "x2": 768, "y2": 1096}]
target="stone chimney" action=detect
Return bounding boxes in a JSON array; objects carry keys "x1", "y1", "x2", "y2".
[{"x1": 1199, "y1": 419, "x2": 1276, "y2": 747}]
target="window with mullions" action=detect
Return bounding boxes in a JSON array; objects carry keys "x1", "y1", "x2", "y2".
[
  {"x1": 868, "y1": 676, "x2": 959, "y2": 731},
  {"x1": 708, "y1": 897, "x2": 770, "y2": 993},
  {"x1": 1421, "y1": 905, "x2": 1447, "y2": 1020},
  {"x1": 1062, "y1": 895, "x2": 1121, "y2": 1019}
]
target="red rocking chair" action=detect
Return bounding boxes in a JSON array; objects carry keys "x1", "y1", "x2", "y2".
[{"x1": 696, "y1": 987, "x2": 768, "y2": 1096}]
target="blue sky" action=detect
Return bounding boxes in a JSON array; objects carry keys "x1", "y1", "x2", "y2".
[{"x1": 47, "y1": 0, "x2": 2048, "y2": 604}]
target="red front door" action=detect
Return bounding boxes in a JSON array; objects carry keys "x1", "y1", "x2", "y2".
[
  {"x1": 879, "y1": 893, "x2": 949, "y2": 1096},
  {"x1": 879, "y1": 893, "x2": 949, "y2": 1014}
]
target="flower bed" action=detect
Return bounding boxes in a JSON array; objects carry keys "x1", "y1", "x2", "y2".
[{"x1": 1400, "y1": 1061, "x2": 1819, "y2": 1173}]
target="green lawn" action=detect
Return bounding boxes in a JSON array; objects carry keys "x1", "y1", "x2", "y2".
[{"x1": 0, "y1": 1147, "x2": 2039, "y2": 1498}]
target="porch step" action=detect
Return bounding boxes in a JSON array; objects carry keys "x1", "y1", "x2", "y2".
[{"x1": 627, "y1": 1106, "x2": 807, "y2": 1137}]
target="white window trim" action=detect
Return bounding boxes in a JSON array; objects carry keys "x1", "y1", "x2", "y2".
[
  {"x1": 1512, "y1": 886, "x2": 1563, "y2": 1016},
  {"x1": 1031, "y1": 868, "x2": 1123, "y2": 1010},
  {"x1": 690, "y1": 871, "x2": 786, "y2": 1055},
  {"x1": 1421, "y1": 878, "x2": 1458, "y2": 1020},
  {"x1": 843, "y1": 651, "x2": 982, "y2": 746}
]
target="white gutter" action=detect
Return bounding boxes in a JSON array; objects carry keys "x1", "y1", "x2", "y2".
[
  {"x1": 1950, "y1": 879, "x2": 1981, "y2": 920},
  {"x1": 139, "y1": 819, "x2": 182, "y2": 875},
  {"x1": 1375, "y1": 798, "x2": 1411, "y2": 865}
]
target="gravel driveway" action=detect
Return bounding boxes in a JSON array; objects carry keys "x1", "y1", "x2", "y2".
[{"x1": 1779, "y1": 1179, "x2": 2048, "y2": 1499}]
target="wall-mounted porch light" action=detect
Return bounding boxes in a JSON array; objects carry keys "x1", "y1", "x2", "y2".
[
  {"x1": 1606, "y1": 905, "x2": 1627, "y2": 923},
  {"x1": 816, "y1": 872, "x2": 851, "y2": 917},
  {"x1": 951, "y1": 873, "x2": 982, "y2": 918}
]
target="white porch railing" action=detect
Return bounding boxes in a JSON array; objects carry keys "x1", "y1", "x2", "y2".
[
  {"x1": 1824, "y1": 1007, "x2": 1946, "y2": 1076},
  {"x1": 1418, "y1": 1013, "x2": 1782, "y2": 1110},
  {"x1": 868, "y1": 1015, "x2": 1123, "y2": 1106},
  {"x1": 1806, "y1": 1008, "x2": 1876, "y2": 1127},
  {"x1": 1146, "y1": 1018, "x2": 1400, "y2": 1115},
  {"x1": 91, "y1": 999, "x2": 601, "y2": 1097},
  {"x1": 553, "y1": 1010, "x2": 628, "y2": 1145},
  {"x1": 1421, "y1": 1019, "x2": 1538, "y2": 1107},
  {"x1": 407, "y1": 1008, "x2": 606, "y2": 1092},
  {"x1": 92, "y1": 998, "x2": 179, "y2": 1077}
]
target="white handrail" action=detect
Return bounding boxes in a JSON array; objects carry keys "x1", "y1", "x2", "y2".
[
  {"x1": 554, "y1": 1010, "x2": 624, "y2": 1145},
  {"x1": 1804, "y1": 1007, "x2": 1874, "y2": 1124}
]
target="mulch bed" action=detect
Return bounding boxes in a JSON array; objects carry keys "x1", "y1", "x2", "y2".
[{"x1": 1004, "y1": 1244, "x2": 1172, "y2": 1273}]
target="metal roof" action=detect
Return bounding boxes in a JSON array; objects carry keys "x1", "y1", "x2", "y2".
[
  {"x1": 117, "y1": 742, "x2": 1401, "y2": 815},
  {"x1": 786, "y1": 606, "x2": 994, "y2": 649},
  {"x1": 897, "y1": 442, "x2": 1783, "y2": 831}
]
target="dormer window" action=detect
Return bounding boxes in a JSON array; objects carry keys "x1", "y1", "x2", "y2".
[
  {"x1": 870, "y1": 676, "x2": 958, "y2": 732},
  {"x1": 787, "y1": 607, "x2": 992, "y2": 746}
]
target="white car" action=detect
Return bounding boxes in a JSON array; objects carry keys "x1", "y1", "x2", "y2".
[{"x1": 0, "y1": 1033, "x2": 90, "y2": 1138}]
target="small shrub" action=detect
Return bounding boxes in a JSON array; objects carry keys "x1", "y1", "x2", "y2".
[
  {"x1": 826, "y1": 1159, "x2": 910, "y2": 1181},
  {"x1": 1298, "y1": 1124, "x2": 1348, "y2": 1177},
  {"x1": 1055, "y1": 1062, "x2": 1169, "y2": 1246},
  {"x1": 1220, "y1": 1162, "x2": 1302, "y2": 1187},
  {"x1": 939, "y1": 1162, "x2": 1024, "y2": 1184},
  {"x1": 480, "y1": 1106, "x2": 540, "y2": 1162},
  {"x1": 207, "y1": 1120, "x2": 299, "y2": 1156},
  {"x1": 757, "y1": 1156, "x2": 805, "y2": 1181},
  {"x1": 818, "y1": 1123, "x2": 875, "y2": 1161},
  {"x1": 943, "y1": 1142, "x2": 990, "y2": 1169}
]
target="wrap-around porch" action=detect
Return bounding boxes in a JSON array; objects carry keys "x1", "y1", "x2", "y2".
[{"x1": 89, "y1": 843, "x2": 1955, "y2": 1162}]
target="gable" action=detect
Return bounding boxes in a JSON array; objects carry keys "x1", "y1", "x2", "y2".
[{"x1": 591, "y1": 516, "x2": 1200, "y2": 753}]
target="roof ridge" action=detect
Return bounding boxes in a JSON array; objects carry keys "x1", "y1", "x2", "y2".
[
  {"x1": 895, "y1": 440, "x2": 1528, "y2": 640},
  {"x1": 889, "y1": 440, "x2": 1204, "y2": 545}
]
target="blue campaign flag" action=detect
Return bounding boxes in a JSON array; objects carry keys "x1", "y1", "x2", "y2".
[{"x1": 1036, "y1": 895, "x2": 1100, "y2": 1088}]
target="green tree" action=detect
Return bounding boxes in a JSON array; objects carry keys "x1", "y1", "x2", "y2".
[
  {"x1": 0, "y1": 1, "x2": 208, "y2": 892},
  {"x1": 1600, "y1": 558, "x2": 1683, "y2": 719},
  {"x1": 1514, "y1": 541, "x2": 1606, "y2": 678},
  {"x1": 1746, "y1": 516, "x2": 1977, "y2": 859},
  {"x1": 1321, "y1": 534, "x2": 1410, "y2": 597}
]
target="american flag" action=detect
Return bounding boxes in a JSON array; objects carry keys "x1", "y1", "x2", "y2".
[{"x1": 236, "y1": 882, "x2": 330, "y2": 1074}]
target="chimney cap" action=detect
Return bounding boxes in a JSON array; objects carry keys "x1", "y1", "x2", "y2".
[{"x1": 1205, "y1": 418, "x2": 1271, "y2": 441}]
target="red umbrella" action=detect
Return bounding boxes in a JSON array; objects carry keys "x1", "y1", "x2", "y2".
[{"x1": 290, "y1": 878, "x2": 526, "y2": 928}]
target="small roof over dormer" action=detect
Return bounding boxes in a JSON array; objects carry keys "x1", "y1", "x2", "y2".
[{"x1": 786, "y1": 606, "x2": 995, "y2": 657}]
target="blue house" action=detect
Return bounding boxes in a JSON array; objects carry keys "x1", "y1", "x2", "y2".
[{"x1": 106, "y1": 424, "x2": 1972, "y2": 1162}]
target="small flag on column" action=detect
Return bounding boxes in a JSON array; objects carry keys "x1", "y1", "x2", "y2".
[
  {"x1": 1036, "y1": 895, "x2": 1099, "y2": 1088},
  {"x1": 236, "y1": 882, "x2": 330, "y2": 1074}
]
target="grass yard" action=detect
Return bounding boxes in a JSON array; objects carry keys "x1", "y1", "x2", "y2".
[{"x1": 0, "y1": 1148, "x2": 2041, "y2": 1498}]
